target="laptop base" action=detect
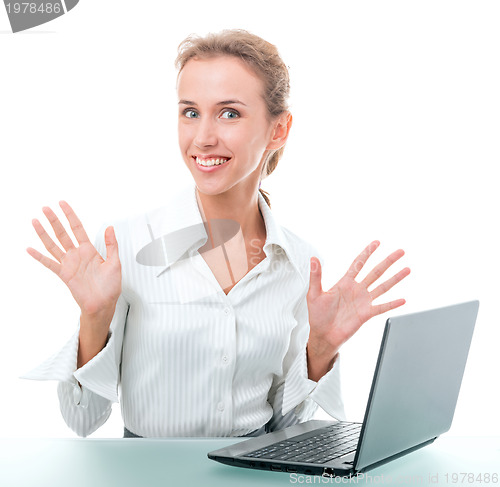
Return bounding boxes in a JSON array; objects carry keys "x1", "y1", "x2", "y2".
[{"x1": 212, "y1": 436, "x2": 437, "y2": 478}]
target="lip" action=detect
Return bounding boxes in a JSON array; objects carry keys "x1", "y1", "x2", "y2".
[
  {"x1": 194, "y1": 154, "x2": 232, "y2": 159},
  {"x1": 192, "y1": 155, "x2": 232, "y2": 173}
]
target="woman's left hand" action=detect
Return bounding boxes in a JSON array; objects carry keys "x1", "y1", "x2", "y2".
[{"x1": 306, "y1": 241, "x2": 411, "y2": 366}]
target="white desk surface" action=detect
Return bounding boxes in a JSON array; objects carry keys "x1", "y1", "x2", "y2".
[{"x1": 0, "y1": 436, "x2": 498, "y2": 487}]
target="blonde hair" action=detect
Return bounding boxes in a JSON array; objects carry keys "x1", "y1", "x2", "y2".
[{"x1": 175, "y1": 29, "x2": 291, "y2": 209}]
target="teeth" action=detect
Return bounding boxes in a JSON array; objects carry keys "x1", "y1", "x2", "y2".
[{"x1": 196, "y1": 157, "x2": 229, "y2": 167}]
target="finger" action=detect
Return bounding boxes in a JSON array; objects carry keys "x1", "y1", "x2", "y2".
[
  {"x1": 345, "y1": 240, "x2": 380, "y2": 279},
  {"x1": 59, "y1": 200, "x2": 91, "y2": 245},
  {"x1": 370, "y1": 267, "x2": 411, "y2": 300},
  {"x1": 372, "y1": 298, "x2": 406, "y2": 316},
  {"x1": 104, "y1": 226, "x2": 120, "y2": 262},
  {"x1": 308, "y1": 256, "x2": 323, "y2": 299},
  {"x1": 363, "y1": 249, "x2": 405, "y2": 288},
  {"x1": 26, "y1": 246, "x2": 61, "y2": 275},
  {"x1": 31, "y1": 218, "x2": 65, "y2": 262},
  {"x1": 42, "y1": 206, "x2": 76, "y2": 252}
]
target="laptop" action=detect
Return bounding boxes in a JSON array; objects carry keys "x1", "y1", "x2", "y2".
[{"x1": 208, "y1": 300, "x2": 479, "y2": 477}]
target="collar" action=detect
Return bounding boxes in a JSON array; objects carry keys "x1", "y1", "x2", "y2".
[{"x1": 140, "y1": 183, "x2": 303, "y2": 280}]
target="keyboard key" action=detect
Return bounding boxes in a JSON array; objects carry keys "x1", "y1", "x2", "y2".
[{"x1": 244, "y1": 422, "x2": 362, "y2": 464}]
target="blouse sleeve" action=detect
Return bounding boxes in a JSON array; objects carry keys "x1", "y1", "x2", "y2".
[
  {"x1": 265, "y1": 252, "x2": 346, "y2": 433},
  {"x1": 20, "y1": 223, "x2": 130, "y2": 437}
]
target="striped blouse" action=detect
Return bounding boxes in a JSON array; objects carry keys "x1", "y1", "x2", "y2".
[{"x1": 22, "y1": 183, "x2": 345, "y2": 437}]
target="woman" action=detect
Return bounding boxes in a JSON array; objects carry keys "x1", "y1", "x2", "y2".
[{"x1": 24, "y1": 29, "x2": 410, "y2": 438}]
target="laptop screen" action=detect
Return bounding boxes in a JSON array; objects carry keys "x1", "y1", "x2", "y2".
[{"x1": 354, "y1": 301, "x2": 479, "y2": 471}]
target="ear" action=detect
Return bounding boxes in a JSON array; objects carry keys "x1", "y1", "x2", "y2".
[{"x1": 266, "y1": 111, "x2": 293, "y2": 151}]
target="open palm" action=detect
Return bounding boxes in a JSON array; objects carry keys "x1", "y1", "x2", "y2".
[
  {"x1": 307, "y1": 241, "x2": 410, "y2": 355},
  {"x1": 26, "y1": 201, "x2": 121, "y2": 316}
]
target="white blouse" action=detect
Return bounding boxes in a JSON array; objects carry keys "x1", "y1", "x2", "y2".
[{"x1": 22, "y1": 183, "x2": 345, "y2": 437}]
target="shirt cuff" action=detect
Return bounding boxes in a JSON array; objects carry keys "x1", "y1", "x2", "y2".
[
  {"x1": 20, "y1": 324, "x2": 119, "y2": 404},
  {"x1": 309, "y1": 354, "x2": 346, "y2": 421},
  {"x1": 282, "y1": 345, "x2": 346, "y2": 421},
  {"x1": 19, "y1": 328, "x2": 80, "y2": 383},
  {"x1": 73, "y1": 330, "x2": 119, "y2": 403}
]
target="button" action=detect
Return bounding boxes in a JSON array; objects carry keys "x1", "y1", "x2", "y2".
[
  {"x1": 217, "y1": 402, "x2": 225, "y2": 412},
  {"x1": 73, "y1": 384, "x2": 82, "y2": 405},
  {"x1": 223, "y1": 307, "x2": 230, "y2": 315},
  {"x1": 73, "y1": 383, "x2": 89, "y2": 408},
  {"x1": 222, "y1": 355, "x2": 229, "y2": 364}
]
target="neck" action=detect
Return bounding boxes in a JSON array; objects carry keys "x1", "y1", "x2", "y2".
[{"x1": 195, "y1": 184, "x2": 266, "y2": 241}]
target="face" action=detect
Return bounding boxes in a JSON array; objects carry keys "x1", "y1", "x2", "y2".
[{"x1": 177, "y1": 55, "x2": 288, "y2": 197}]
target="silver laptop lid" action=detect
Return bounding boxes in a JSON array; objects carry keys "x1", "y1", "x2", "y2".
[{"x1": 354, "y1": 301, "x2": 479, "y2": 471}]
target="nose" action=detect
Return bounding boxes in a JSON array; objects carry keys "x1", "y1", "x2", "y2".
[{"x1": 194, "y1": 117, "x2": 218, "y2": 149}]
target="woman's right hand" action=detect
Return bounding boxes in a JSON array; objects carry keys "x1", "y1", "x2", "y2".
[{"x1": 26, "y1": 201, "x2": 122, "y2": 318}]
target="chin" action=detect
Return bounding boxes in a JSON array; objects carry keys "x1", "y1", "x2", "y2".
[{"x1": 194, "y1": 180, "x2": 227, "y2": 196}]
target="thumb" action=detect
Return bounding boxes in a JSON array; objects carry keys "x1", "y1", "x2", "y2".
[
  {"x1": 308, "y1": 256, "x2": 323, "y2": 298},
  {"x1": 104, "y1": 226, "x2": 119, "y2": 262}
]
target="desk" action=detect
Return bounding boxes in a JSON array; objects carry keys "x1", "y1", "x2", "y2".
[{"x1": 0, "y1": 437, "x2": 498, "y2": 487}]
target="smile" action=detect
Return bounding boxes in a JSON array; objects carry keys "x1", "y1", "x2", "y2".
[{"x1": 195, "y1": 156, "x2": 230, "y2": 167}]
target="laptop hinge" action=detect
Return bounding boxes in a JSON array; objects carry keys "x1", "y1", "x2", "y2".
[{"x1": 356, "y1": 437, "x2": 438, "y2": 474}]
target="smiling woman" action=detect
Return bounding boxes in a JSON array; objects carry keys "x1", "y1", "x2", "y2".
[
  {"x1": 176, "y1": 55, "x2": 288, "y2": 240},
  {"x1": 175, "y1": 29, "x2": 292, "y2": 210},
  {"x1": 23, "y1": 29, "x2": 409, "y2": 439}
]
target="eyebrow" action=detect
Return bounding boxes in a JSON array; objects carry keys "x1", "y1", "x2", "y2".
[{"x1": 178, "y1": 99, "x2": 247, "y2": 107}]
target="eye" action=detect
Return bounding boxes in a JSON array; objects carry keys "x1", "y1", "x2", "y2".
[
  {"x1": 220, "y1": 109, "x2": 240, "y2": 119},
  {"x1": 183, "y1": 109, "x2": 199, "y2": 119}
]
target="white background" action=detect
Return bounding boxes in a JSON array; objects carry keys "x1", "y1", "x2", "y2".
[{"x1": 1, "y1": 0, "x2": 498, "y2": 439}]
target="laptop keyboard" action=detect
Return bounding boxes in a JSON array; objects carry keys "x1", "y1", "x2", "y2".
[{"x1": 243, "y1": 422, "x2": 362, "y2": 464}]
